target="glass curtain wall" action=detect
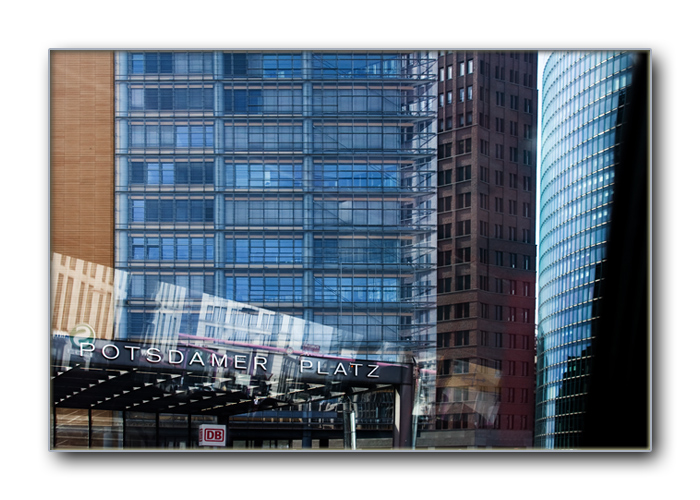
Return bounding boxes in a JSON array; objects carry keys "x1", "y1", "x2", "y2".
[
  {"x1": 536, "y1": 51, "x2": 637, "y2": 448},
  {"x1": 113, "y1": 51, "x2": 438, "y2": 433}
]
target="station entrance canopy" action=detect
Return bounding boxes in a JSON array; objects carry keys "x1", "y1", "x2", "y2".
[{"x1": 52, "y1": 335, "x2": 414, "y2": 417}]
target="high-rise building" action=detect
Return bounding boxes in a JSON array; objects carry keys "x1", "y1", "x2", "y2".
[
  {"x1": 535, "y1": 51, "x2": 649, "y2": 449},
  {"x1": 420, "y1": 51, "x2": 538, "y2": 448},
  {"x1": 51, "y1": 50, "x2": 438, "y2": 449}
]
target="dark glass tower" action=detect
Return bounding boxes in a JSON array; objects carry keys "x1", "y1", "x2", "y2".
[{"x1": 535, "y1": 51, "x2": 644, "y2": 448}]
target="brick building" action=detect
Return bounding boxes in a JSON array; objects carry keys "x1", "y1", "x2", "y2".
[{"x1": 422, "y1": 51, "x2": 538, "y2": 448}]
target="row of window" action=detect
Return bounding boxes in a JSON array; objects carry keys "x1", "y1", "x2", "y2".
[
  {"x1": 435, "y1": 413, "x2": 529, "y2": 431},
  {"x1": 122, "y1": 122, "x2": 422, "y2": 153},
  {"x1": 437, "y1": 303, "x2": 533, "y2": 323},
  {"x1": 126, "y1": 52, "x2": 409, "y2": 79},
  {"x1": 131, "y1": 198, "x2": 215, "y2": 223},
  {"x1": 437, "y1": 357, "x2": 530, "y2": 377},
  {"x1": 437, "y1": 165, "x2": 471, "y2": 185},
  {"x1": 128, "y1": 198, "x2": 414, "y2": 228},
  {"x1": 438, "y1": 56, "x2": 536, "y2": 85},
  {"x1": 476, "y1": 141, "x2": 534, "y2": 165},
  {"x1": 441, "y1": 194, "x2": 531, "y2": 217},
  {"x1": 438, "y1": 59, "x2": 473, "y2": 81},
  {"x1": 437, "y1": 274, "x2": 533, "y2": 296},
  {"x1": 439, "y1": 219, "x2": 534, "y2": 244},
  {"x1": 126, "y1": 85, "x2": 419, "y2": 115},
  {"x1": 437, "y1": 385, "x2": 530, "y2": 405},
  {"x1": 439, "y1": 89, "x2": 534, "y2": 113},
  {"x1": 437, "y1": 330, "x2": 531, "y2": 350},
  {"x1": 130, "y1": 274, "x2": 427, "y2": 307},
  {"x1": 437, "y1": 111, "x2": 473, "y2": 131},
  {"x1": 125, "y1": 161, "x2": 404, "y2": 190}
]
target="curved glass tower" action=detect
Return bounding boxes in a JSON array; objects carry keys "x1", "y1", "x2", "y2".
[{"x1": 535, "y1": 51, "x2": 637, "y2": 448}]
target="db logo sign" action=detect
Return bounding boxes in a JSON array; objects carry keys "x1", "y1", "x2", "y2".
[{"x1": 198, "y1": 424, "x2": 226, "y2": 447}]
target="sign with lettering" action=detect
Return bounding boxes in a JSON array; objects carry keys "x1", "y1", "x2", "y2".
[
  {"x1": 52, "y1": 337, "x2": 410, "y2": 387},
  {"x1": 198, "y1": 424, "x2": 226, "y2": 447}
]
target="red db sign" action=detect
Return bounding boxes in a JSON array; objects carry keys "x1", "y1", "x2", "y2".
[{"x1": 198, "y1": 424, "x2": 226, "y2": 447}]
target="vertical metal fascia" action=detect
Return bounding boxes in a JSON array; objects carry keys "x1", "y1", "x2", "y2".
[{"x1": 302, "y1": 51, "x2": 314, "y2": 325}]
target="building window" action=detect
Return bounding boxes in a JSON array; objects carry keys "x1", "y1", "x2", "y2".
[
  {"x1": 523, "y1": 123, "x2": 533, "y2": 139},
  {"x1": 509, "y1": 147, "x2": 518, "y2": 163},
  {"x1": 439, "y1": 67, "x2": 444, "y2": 81},
  {"x1": 447, "y1": 91, "x2": 453, "y2": 104},
  {"x1": 494, "y1": 224, "x2": 503, "y2": 239},
  {"x1": 523, "y1": 202, "x2": 531, "y2": 218},
  {"x1": 509, "y1": 173, "x2": 518, "y2": 188},
  {"x1": 509, "y1": 253, "x2": 517, "y2": 268},
  {"x1": 523, "y1": 150, "x2": 532, "y2": 165},
  {"x1": 479, "y1": 113, "x2": 489, "y2": 128},
  {"x1": 480, "y1": 331, "x2": 489, "y2": 346},
  {"x1": 480, "y1": 303, "x2": 489, "y2": 319},
  {"x1": 479, "y1": 140, "x2": 489, "y2": 156},
  {"x1": 457, "y1": 164, "x2": 471, "y2": 181},
  {"x1": 456, "y1": 275, "x2": 470, "y2": 291},
  {"x1": 437, "y1": 305, "x2": 451, "y2": 321},
  {"x1": 437, "y1": 277, "x2": 452, "y2": 293},
  {"x1": 480, "y1": 166, "x2": 489, "y2": 183},
  {"x1": 438, "y1": 143, "x2": 453, "y2": 160},
  {"x1": 457, "y1": 247, "x2": 471, "y2": 263},
  {"x1": 438, "y1": 223, "x2": 452, "y2": 240},
  {"x1": 496, "y1": 91, "x2": 505, "y2": 106},
  {"x1": 494, "y1": 304, "x2": 503, "y2": 320},
  {"x1": 523, "y1": 176, "x2": 532, "y2": 191},
  {"x1": 522, "y1": 228, "x2": 532, "y2": 243},
  {"x1": 447, "y1": 65, "x2": 453, "y2": 80},
  {"x1": 509, "y1": 120, "x2": 518, "y2": 136},
  {"x1": 494, "y1": 197, "x2": 504, "y2": 213},
  {"x1": 495, "y1": 117, "x2": 504, "y2": 133},
  {"x1": 454, "y1": 330, "x2": 469, "y2": 346},
  {"x1": 438, "y1": 196, "x2": 452, "y2": 213},
  {"x1": 478, "y1": 247, "x2": 489, "y2": 263},
  {"x1": 456, "y1": 192, "x2": 472, "y2": 209},
  {"x1": 494, "y1": 250, "x2": 504, "y2": 266},
  {"x1": 456, "y1": 220, "x2": 471, "y2": 236},
  {"x1": 459, "y1": 61, "x2": 465, "y2": 76},
  {"x1": 439, "y1": 93, "x2": 444, "y2": 107},
  {"x1": 479, "y1": 86, "x2": 489, "y2": 102},
  {"x1": 523, "y1": 255, "x2": 532, "y2": 270},
  {"x1": 508, "y1": 199, "x2": 518, "y2": 215},
  {"x1": 437, "y1": 168, "x2": 452, "y2": 185},
  {"x1": 479, "y1": 275, "x2": 489, "y2": 291},
  {"x1": 459, "y1": 88, "x2": 465, "y2": 102},
  {"x1": 494, "y1": 332, "x2": 503, "y2": 347},
  {"x1": 510, "y1": 95, "x2": 519, "y2": 110},
  {"x1": 479, "y1": 60, "x2": 489, "y2": 75},
  {"x1": 454, "y1": 302, "x2": 470, "y2": 319},
  {"x1": 467, "y1": 85, "x2": 473, "y2": 100},
  {"x1": 495, "y1": 144, "x2": 504, "y2": 159}
]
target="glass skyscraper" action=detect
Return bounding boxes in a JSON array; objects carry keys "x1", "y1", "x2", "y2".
[
  {"x1": 535, "y1": 51, "x2": 639, "y2": 448},
  {"x1": 78, "y1": 51, "x2": 439, "y2": 447},
  {"x1": 113, "y1": 50, "x2": 436, "y2": 356}
]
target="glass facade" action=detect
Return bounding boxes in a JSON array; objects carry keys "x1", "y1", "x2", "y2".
[
  {"x1": 49, "y1": 50, "x2": 441, "y2": 449},
  {"x1": 535, "y1": 51, "x2": 637, "y2": 448}
]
